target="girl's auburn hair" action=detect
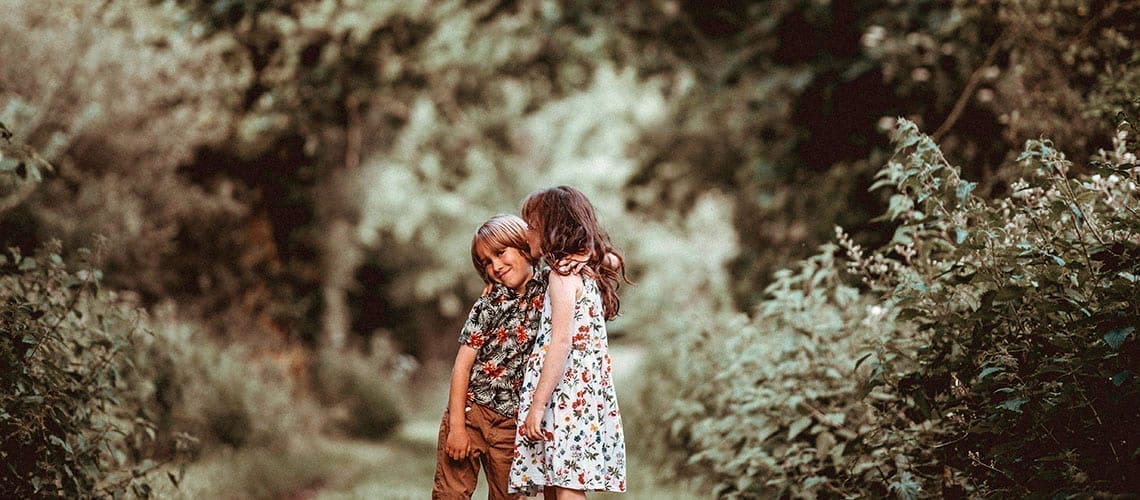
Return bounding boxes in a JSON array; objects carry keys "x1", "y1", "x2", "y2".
[
  {"x1": 521, "y1": 186, "x2": 629, "y2": 320},
  {"x1": 470, "y1": 214, "x2": 533, "y2": 285}
]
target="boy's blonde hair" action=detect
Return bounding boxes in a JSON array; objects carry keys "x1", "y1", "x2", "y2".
[{"x1": 471, "y1": 214, "x2": 533, "y2": 284}]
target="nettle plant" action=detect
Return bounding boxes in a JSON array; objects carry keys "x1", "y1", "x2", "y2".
[{"x1": 842, "y1": 119, "x2": 1139, "y2": 496}]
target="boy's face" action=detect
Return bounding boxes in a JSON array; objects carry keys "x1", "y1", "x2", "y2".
[{"x1": 476, "y1": 242, "x2": 533, "y2": 293}]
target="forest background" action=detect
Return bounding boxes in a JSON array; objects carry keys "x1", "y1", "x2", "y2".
[{"x1": 2, "y1": 0, "x2": 1138, "y2": 498}]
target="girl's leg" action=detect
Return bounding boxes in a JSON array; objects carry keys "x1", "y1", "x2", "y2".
[{"x1": 550, "y1": 486, "x2": 586, "y2": 500}]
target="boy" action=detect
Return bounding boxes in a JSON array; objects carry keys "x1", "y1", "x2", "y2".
[{"x1": 432, "y1": 215, "x2": 544, "y2": 500}]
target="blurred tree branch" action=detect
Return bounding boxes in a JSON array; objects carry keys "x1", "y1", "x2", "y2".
[{"x1": 932, "y1": 32, "x2": 1007, "y2": 142}]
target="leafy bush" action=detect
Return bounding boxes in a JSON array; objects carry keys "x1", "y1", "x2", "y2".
[
  {"x1": 840, "y1": 120, "x2": 1140, "y2": 496},
  {"x1": 648, "y1": 119, "x2": 1139, "y2": 498},
  {"x1": 0, "y1": 241, "x2": 162, "y2": 498},
  {"x1": 637, "y1": 248, "x2": 916, "y2": 498},
  {"x1": 1, "y1": 123, "x2": 170, "y2": 497}
]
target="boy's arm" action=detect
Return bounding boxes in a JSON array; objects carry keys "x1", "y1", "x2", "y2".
[
  {"x1": 444, "y1": 345, "x2": 477, "y2": 460},
  {"x1": 521, "y1": 271, "x2": 581, "y2": 440},
  {"x1": 601, "y1": 251, "x2": 620, "y2": 272},
  {"x1": 555, "y1": 251, "x2": 620, "y2": 276}
]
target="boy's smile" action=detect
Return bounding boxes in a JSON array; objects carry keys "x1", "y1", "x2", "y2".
[{"x1": 476, "y1": 243, "x2": 533, "y2": 293}]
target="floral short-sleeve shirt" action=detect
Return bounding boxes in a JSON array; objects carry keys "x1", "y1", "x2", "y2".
[{"x1": 458, "y1": 267, "x2": 547, "y2": 418}]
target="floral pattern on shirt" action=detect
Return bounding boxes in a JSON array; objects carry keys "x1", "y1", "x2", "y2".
[{"x1": 457, "y1": 268, "x2": 547, "y2": 418}]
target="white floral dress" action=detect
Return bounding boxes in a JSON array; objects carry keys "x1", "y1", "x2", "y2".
[{"x1": 509, "y1": 277, "x2": 626, "y2": 495}]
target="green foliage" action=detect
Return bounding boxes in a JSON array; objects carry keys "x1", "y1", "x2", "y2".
[
  {"x1": 5, "y1": 0, "x2": 1138, "y2": 352},
  {"x1": 647, "y1": 118, "x2": 1140, "y2": 497},
  {"x1": 637, "y1": 248, "x2": 912, "y2": 498},
  {"x1": 842, "y1": 119, "x2": 1140, "y2": 495},
  {"x1": 124, "y1": 314, "x2": 316, "y2": 454},
  {"x1": 312, "y1": 346, "x2": 407, "y2": 440},
  {"x1": 618, "y1": 0, "x2": 1140, "y2": 305},
  {"x1": 0, "y1": 241, "x2": 163, "y2": 498},
  {"x1": 0, "y1": 0, "x2": 271, "y2": 337}
]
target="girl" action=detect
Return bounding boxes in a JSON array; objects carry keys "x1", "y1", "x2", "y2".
[{"x1": 510, "y1": 186, "x2": 629, "y2": 499}]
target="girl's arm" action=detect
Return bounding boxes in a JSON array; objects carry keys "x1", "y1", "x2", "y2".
[
  {"x1": 444, "y1": 345, "x2": 477, "y2": 459},
  {"x1": 522, "y1": 271, "x2": 582, "y2": 440}
]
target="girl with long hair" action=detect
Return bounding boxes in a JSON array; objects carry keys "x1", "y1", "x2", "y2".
[{"x1": 509, "y1": 186, "x2": 629, "y2": 499}]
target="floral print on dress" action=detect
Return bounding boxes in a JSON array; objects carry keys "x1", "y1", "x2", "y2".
[{"x1": 509, "y1": 277, "x2": 626, "y2": 495}]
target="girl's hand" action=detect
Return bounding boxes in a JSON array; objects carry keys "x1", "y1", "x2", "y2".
[
  {"x1": 522, "y1": 407, "x2": 545, "y2": 441},
  {"x1": 445, "y1": 424, "x2": 472, "y2": 460},
  {"x1": 481, "y1": 283, "x2": 493, "y2": 296}
]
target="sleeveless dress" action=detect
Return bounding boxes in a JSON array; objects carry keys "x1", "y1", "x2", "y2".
[{"x1": 508, "y1": 277, "x2": 626, "y2": 495}]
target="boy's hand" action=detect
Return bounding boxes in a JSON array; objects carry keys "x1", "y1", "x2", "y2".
[
  {"x1": 445, "y1": 424, "x2": 472, "y2": 460},
  {"x1": 555, "y1": 256, "x2": 590, "y2": 276}
]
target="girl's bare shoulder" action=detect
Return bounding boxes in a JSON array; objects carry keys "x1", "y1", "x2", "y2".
[{"x1": 547, "y1": 269, "x2": 584, "y2": 298}]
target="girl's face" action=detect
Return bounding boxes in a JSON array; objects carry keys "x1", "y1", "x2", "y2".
[
  {"x1": 524, "y1": 219, "x2": 543, "y2": 259},
  {"x1": 475, "y1": 242, "x2": 534, "y2": 293}
]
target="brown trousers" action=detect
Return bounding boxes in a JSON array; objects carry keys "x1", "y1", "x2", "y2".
[{"x1": 432, "y1": 403, "x2": 521, "y2": 500}]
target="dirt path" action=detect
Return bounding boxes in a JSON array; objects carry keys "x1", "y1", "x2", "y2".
[
  {"x1": 305, "y1": 341, "x2": 702, "y2": 499},
  {"x1": 148, "y1": 341, "x2": 698, "y2": 499}
]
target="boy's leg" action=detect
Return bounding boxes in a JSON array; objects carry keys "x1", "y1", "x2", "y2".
[
  {"x1": 432, "y1": 410, "x2": 480, "y2": 500},
  {"x1": 471, "y1": 404, "x2": 522, "y2": 500}
]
